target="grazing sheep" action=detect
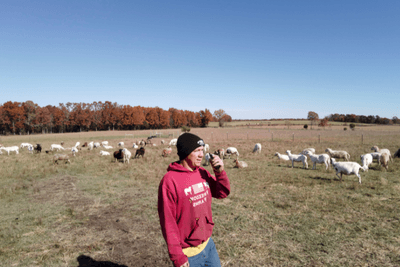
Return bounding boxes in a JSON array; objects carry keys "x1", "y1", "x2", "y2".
[
  {"x1": 253, "y1": 143, "x2": 262, "y2": 154},
  {"x1": 100, "y1": 150, "x2": 110, "y2": 156},
  {"x1": 132, "y1": 143, "x2": 138, "y2": 149},
  {"x1": 169, "y1": 138, "x2": 178, "y2": 146},
  {"x1": 225, "y1": 147, "x2": 240, "y2": 159},
  {"x1": 304, "y1": 151, "x2": 330, "y2": 170},
  {"x1": 135, "y1": 147, "x2": 145, "y2": 158},
  {"x1": 394, "y1": 148, "x2": 400, "y2": 158},
  {"x1": 380, "y1": 152, "x2": 390, "y2": 170},
  {"x1": 50, "y1": 144, "x2": 65, "y2": 152},
  {"x1": 233, "y1": 159, "x2": 248, "y2": 168},
  {"x1": 34, "y1": 144, "x2": 42, "y2": 153},
  {"x1": 0, "y1": 146, "x2": 19, "y2": 155},
  {"x1": 161, "y1": 140, "x2": 165, "y2": 145},
  {"x1": 162, "y1": 146, "x2": 172, "y2": 157},
  {"x1": 274, "y1": 152, "x2": 290, "y2": 161},
  {"x1": 330, "y1": 158, "x2": 366, "y2": 184},
  {"x1": 53, "y1": 154, "x2": 71, "y2": 164},
  {"x1": 325, "y1": 148, "x2": 350, "y2": 161},
  {"x1": 20, "y1": 143, "x2": 33, "y2": 149},
  {"x1": 103, "y1": 145, "x2": 114, "y2": 150},
  {"x1": 286, "y1": 150, "x2": 308, "y2": 169},
  {"x1": 101, "y1": 141, "x2": 109, "y2": 146},
  {"x1": 75, "y1": 142, "x2": 81, "y2": 148},
  {"x1": 88, "y1": 141, "x2": 94, "y2": 150},
  {"x1": 300, "y1": 148, "x2": 315, "y2": 155},
  {"x1": 93, "y1": 142, "x2": 101, "y2": 148},
  {"x1": 138, "y1": 140, "x2": 146, "y2": 146},
  {"x1": 118, "y1": 142, "x2": 124, "y2": 147},
  {"x1": 27, "y1": 145, "x2": 34, "y2": 154},
  {"x1": 370, "y1": 152, "x2": 382, "y2": 163},
  {"x1": 203, "y1": 153, "x2": 212, "y2": 166},
  {"x1": 371, "y1": 146, "x2": 392, "y2": 162},
  {"x1": 60, "y1": 141, "x2": 64, "y2": 146},
  {"x1": 214, "y1": 149, "x2": 225, "y2": 159},
  {"x1": 82, "y1": 142, "x2": 88, "y2": 147},
  {"x1": 113, "y1": 149, "x2": 124, "y2": 163},
  {"x1": 360, "y1": 154, "x2": 373, "y2": 171},
  {"x1": 71, "y1": 147, "x2": 79, "y2": 157}
]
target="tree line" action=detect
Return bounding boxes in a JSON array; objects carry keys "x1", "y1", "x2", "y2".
[
  {"x1": 0, "y1": 101, "x2": 232, "y2": 135},
  {"x1": 307, "y1": 111, "x2": 399, "y2": 126}
]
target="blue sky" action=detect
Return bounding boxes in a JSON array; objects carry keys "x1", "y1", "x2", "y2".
[{"x1": 1, "y1": 1, "x2": 399, "y2": 119}]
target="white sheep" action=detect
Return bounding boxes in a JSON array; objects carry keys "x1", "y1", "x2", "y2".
[
  {"x1": 371, "y1": 146, "x2": 392, "y2": 162},
  {"x1": 300, "y1": 148, "x2": 315, "y2": 155},
  {"x1": 161, "y1": 140, "x2": 165, "y2": 145},
  {"x1": 100, "y1": 150, "x2": 110, "y2": 156},
  {"x1": 53, "y1": 154, "x2": 71, "y2": 164},
  {"x1": 169, "y1": 138, "x2": 177, "y2": 146},
  {"x1": 0, "y1": 146, "x2": 19, "y2": 155},
  {"x1": 253, "y1": 143, "x2": 262, "y2": 154},
  {"x1": 203, "y1": 153, "x2": 211, "y2": 166},
  {"x1": 50, "y1": 144, "x2": 65, "y2": 151},
  {"x1": 325, "y1": 148, "x2": 350, "y2": 161},
  {"x1": 71, "y1": 147, "x2": 79, "y2": 157},
  {"x1": 101, "y1": 141, "x2": 109, "y2": 146},
  {"x1": 225, "y1": 147, "x2": 240, "y2": 159},
  {"x1": 304, "y1": 151, "x2": 330, "y2": 170},
  {"x1": 20, "y1": 143, "x2": 33, "y2": 149},
  {"x1": 379, "y1": 152, "x2": 390, "y2": 170},
  {"x1": 103, "y1": 145, "x2": 114, "y2": 149},
  {"x1": 75, "y1": 142, "x2": 81, "y2": 148},
  {"x1": 360, "y1": 154, "x2": 373, "y2": 171},
  {"x1": 132, "y1": 143, "x2": 138, "y2": 149},
  {"x1": 122, "y1": 148, "x2": 132, "y2": 163},
  {"x1": 274, "y1": 152, "x2": 290, "y2": 161},
  {"x1": 27, "y1": 145, "x2": 34, "y2": 154},
  {"x1": 118, "y1": 142, "x2": 125, "y2": 147},
  {"x1": 330, "y1": 158, "x2": 366, "y2": 184},
  {"x1": 88, "y1": 141, "x2": 94, "y2": 150},
  {"x1": 204, "y1": 144, "x2": 210, "y2": 153},
  {"x1": 233, "y1": 159, "x2": 248, "y2": 168},
  {"x1": 214, "y1": 149, "x2": 225, "y2": 159},
  {"x1": 93, "y1": 142, "x2": 101, "y2": 148},
  {"x1": 286, "y1": 150, "x2": 308, "y2": 169}
]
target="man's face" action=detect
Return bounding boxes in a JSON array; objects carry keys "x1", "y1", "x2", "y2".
[{"x1": 186, "y1": 146, "x2": 204, "y2": 169}]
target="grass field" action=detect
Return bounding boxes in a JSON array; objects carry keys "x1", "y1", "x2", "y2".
[{"x1": 1, "y1": 125, "x2": 400, "y2": 266}]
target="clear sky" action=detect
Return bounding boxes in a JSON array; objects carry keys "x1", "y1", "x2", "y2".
[{"x1": 1, "y1": 1, "x2": 399, "y2": 120}]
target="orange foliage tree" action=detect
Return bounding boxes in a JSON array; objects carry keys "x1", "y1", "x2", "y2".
[
  {"x1": 199, "y1": 109, "x2": 213, "y2": 127},
  {"x1": 2, "y1": 101, "x2": 26, "y2": 134}
]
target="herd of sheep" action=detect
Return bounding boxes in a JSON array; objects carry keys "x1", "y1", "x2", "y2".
[{"x1": 1, "y1": 138, "x2": 399, "y2": 184}]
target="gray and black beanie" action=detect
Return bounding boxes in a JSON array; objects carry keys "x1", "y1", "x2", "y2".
[{"x1": 176, "y1": 133, "x2": 205, "y2": 161}]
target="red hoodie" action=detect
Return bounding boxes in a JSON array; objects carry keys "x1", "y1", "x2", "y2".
[{"x1": 158, "y1": 161, "x2": 230, "y2": 267}]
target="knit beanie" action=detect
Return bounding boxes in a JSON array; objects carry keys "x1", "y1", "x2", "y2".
[{"x1": 176, "y1": 133, "x2": 205, "y2": 160}]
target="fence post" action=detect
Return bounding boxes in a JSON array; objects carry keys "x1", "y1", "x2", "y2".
[
  {"x1": 211, "y1": 132, "x2": 213, "y2": 141},
  {"x1": 362, "y1": 134, "x2": 363, "y2": 144},
  {"x1": 272, "y1": 132, "x2": 273, "y2": 141},
  {"x1": 292, "y1": 133, "x2": 294, "y2": 142},
  {"x1": 319, "y1": 134, "x2": 320, "y2": 143}
]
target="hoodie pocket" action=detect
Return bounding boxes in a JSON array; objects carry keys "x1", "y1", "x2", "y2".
[{"x1": 186, "y1": 216, "x2": 214, "y2": 244}]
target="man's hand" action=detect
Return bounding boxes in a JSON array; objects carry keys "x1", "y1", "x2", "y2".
[
  {"x1": 180, "y1": 261, "x2": 190, "y2": 267},
  {"x1": 210, "y1": 154, "x2": 224, "y2": 173}
]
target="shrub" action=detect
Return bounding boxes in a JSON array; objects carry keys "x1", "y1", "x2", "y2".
[
  {"x1": 350, "y1": 123, "x2": 356, "y2": 130},
  {"x1": 303, "y1": 124, "x2": 308, "y2": 130},
  {"x1": 181, "y1": 126, "x2": 191, "y2": 132},
  {"x1": 344, "y1": 127, "x2": 347, "y2": 131}
]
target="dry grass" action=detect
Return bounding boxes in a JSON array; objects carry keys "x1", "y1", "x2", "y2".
[{"x1": 1, "y1": 126, "x2": 400, "y2": 266}]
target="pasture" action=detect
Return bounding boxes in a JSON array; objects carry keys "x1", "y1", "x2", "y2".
[{"x1": 1, "y1": 126, "x2": 400, "y2": 266}]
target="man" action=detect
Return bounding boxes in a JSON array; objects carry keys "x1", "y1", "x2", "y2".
[{"x1": 158, "y1": 133, "x2": 230, "y2": 267}]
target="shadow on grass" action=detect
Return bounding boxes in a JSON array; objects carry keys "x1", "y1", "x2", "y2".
[
  {"x1": 77, "y1": 255, "x2": 127, "y2": 267},
  {"x1": 309, "y1": 176, "x2": 333, "y2": 182}
]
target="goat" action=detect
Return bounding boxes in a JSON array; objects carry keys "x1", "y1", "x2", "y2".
[
  {"x1": 225, "y1": 147, "x2": 240, "y2": 159},
  {"x1": 360, "y1": 154, "x2": 373, "y2": 171},
  {"x1": 204, "y1": 144, "x2": 210, "y2": 153},
  {"x1": 101, "y1": 141, "x2": 109, "y2": 146},
  {"x1": 20, "y1": 143, "x2": 33, "y2": 149},
  {"x1": 233, "y1": 159, "x2": 248, "y2": 168},
  {"x1": 286, "y1": 150, "x2": 308, "y2": 169},
  {"x1": 325, "y1": 148, "x2": 350, "y2": 161},
  {"x1": 304, "y1": 151, "x2": 330, "y2": 170},
  {"x1": 113, "y1": 149, "x2": 125, "y2": 163},
  {"x1": 82, "y1": 142, "x2": 88, "y2": 147},
  {"x1": 34, "y1": 144, "x2": 42, "y2": 153},
  {"x1": 118, "y1": 142, "x2": 125, "y2": 147},
  {"x1": 162, "y1": 146, "x2": 172, "y2": 157},
  {"x1": 100, "y1": 150, "x2": 110, "y2": 156},
  {"x1": 93, "y1": 142, "x2": 101, "y2": 148},
  {"x1": 0, "y1": 146, "x2": 19, "y2": 155},
  {"x1": 169, "y1": 138, "x2": 178, "y2": 146},
  {"x1": 274, "y1": 152, "x2": 290, "y2": 161},
  {"x1": 102, "y1": 145, "x2": 114, "y2": 150},
  {"x1": 371, "y1": 146, "x2": 392, "y2": 162},
  {"x1": 135, "y1": 147, "x2": 145, "y2": 158},
  {"x1": 330, "y1": 158, "x2": 366, "y2": 184},
  {"x1": 50, "y1": 144, "x2": 65, "y2": 152},
  {"x1": 214, "y1": 149, "x2": 225, "y2": 159},
  {"x1": 53, "y1": 154, "x2": 71, "y2": 164}
]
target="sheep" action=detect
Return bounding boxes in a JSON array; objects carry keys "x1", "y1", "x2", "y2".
[
  {"x1": 286, "y1": 150, "x2": 308, "y2": 169},
  {"x1": 103, "y1": 145, "x2": 114, "y2": 150},
  {"x1": 0, "y1": 146, "x2": 20, "y2": 155},
  {"x1": 134, "y1": 147, "x2": 145, "y2": 158},
  {"x1": 82, "y1": 142, "x2": 88, "y2": 147},
  {"x1": 60, "y1": 141, "x2": 64, "y2": 146},
  {"x1": 225, "y1": 147, "x2": 240, "y2": 159},
  {"x1": 53, "y1": 154, "x2": 71, "y2": 164},
  {"x1": 379, "y1": 152, "x2": 390, "y2": 170},
  {"x1": 203, "y1": 153, "x2": 212, "y2": 166},
  {"x1": 132, "y1": 143, "x2": 138, "y2": 149},
  {"x1": 233, "y1": 159, "x2": 248, "y2": 168},
  {"x1": 204, "y1": 144, "x2": 210, "y2": 153},
  {"x1": 101, "y1": 141, "x2": 109, "y2": 146},
  {"x1": 162, "y1": 146, "x2": 172, "y2": 157},
  {"x1": 34, "y1": 144, "x2": 42, "y2": 153},
  {"x1": 214, "y1": 149, "x2": 225, "y2": 159},
  {"x1": 88, "y1": 141, "x2": 94, "y2": 150},
  {"x1": 27, "y1": 145, "x2": 34, "y2": 154},
  {"x1": 360, "y1": 154, "x2": 373, "y2": 171},
  {"x1": 118, "y1": 142, "x2": 125, "y2": 147},
  {"x1": 370, "y1": 152, "x2": 382, "y2": 162},
  {"x1": 371, "y1": 146, "x2": 392, "y2": 162},
  {"x1": 161, "y1": 140, "x2": 165, "y2": 145},
  {"x1": 20, "y1": 143, "x2": 33, "y2": 149},
  {"x1": 330, "y1": 158, "x2": 366, "y2": 184},
  {"x1": 325, "y1": 148, "x2": 350, "y2": 161},
  {"x1": 75, "y1": 142, "x2": 81, "y2": 148},
  {"x1": 394, "y1": 148, "x2": 400, "y2": 158},
  {"x1": 300, "y1": 148, "x2": 315, "y2": 155},
  {"x1": 71, "y1": 147, "x2": 79, "y2": 157},
  {"x1": 100, "y1": 150, "x2": 110, "y2": 156},
  {"x1": 122, "y1": 148, "x2": 132, "y2": 163},
  {"x1": 138, "y1": 140, "x2": 146, "y2": 146},
  {"x1": 169, "y1": 138, "x2": 177, "y2": 146},
  {"x1": 113, "y1": 149, "x2": 124, "y2": 163},
  {"x1": 93, "y1": 142, "x2": 101, "y2": 148},
  {"x1": 252, "y1": 143, "x2": 262, "y2": 154},
  {"x1": 304, "y1": 151, "x2": 330, "y2": 170},
  {"x1": 274, "y1": 152, "x2": 290, "y2": 161},
  {"x1": 50, "y1": 144, "x2": 65, "y2": 152}
]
